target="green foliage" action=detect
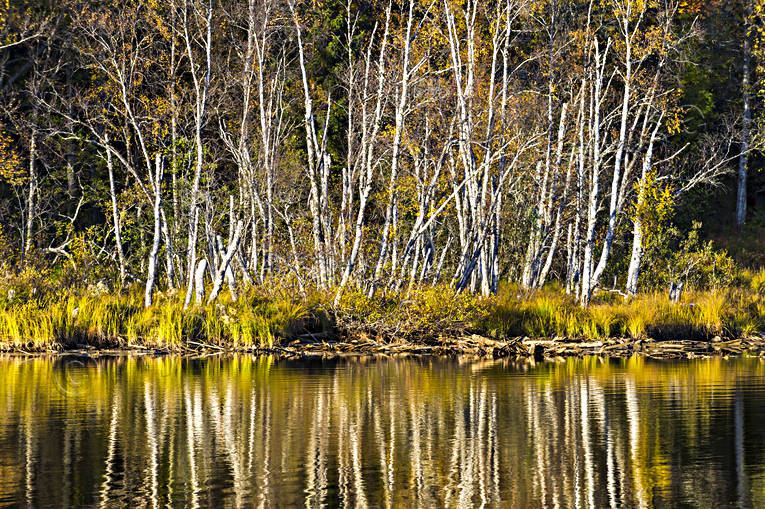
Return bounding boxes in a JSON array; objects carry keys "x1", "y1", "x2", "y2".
[
  {"x1": 641, "y1": 222, "x2": 737, "y2": 292},
  {"x1": 633, "y1": 169, "x2": 675, "y2": 250}
]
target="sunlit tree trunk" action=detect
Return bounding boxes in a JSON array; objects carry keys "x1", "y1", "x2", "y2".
[
  {"x1": 105, "y1": 134, "x2": 126, "y2": 284},
  {"x1": 369, "y1": 0, "x2": 415, "y2": 297},
  {"x1": 580, "y1": 37, "x2": 609, "y2": 305},
  {"x1": 208, "y1": 220, "x2": 243, "y2": 303},
  {"x1": 183, "y1": 0, "x2": 213, "y2": 308},
  {"x1": 335, "y1": 2, "x2": 392, "y2": 305},
  {"x1": 590, "y1": 4, "x2": 634, "y2": 295},
  {"x1": 145, "y1": 154, "x2": 164, "y2": 308},
  {"x1": 626, "y1": 116, "x2": 661, "y2": 296},
  {"x1": 23, "y1": 129, "x2": 36, "y2": 262},
  {"x1": 194, "y1": 259, "x2": 207, "y2": 305},
  {"x1": 291, "y1": 0, "x2": 334, "y2": 287}
]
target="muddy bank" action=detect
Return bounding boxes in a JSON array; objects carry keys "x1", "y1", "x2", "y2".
[
  {"x1": 4, "y1": 332, "x2": 765, "y2": 360},
  {"x1": 265, "y1": 333, "x2": 765, "y2": 360}
]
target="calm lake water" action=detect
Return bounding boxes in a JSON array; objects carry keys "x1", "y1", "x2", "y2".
[{"x1": 1, "y1": 354, "x2": 765, "y2": 508}]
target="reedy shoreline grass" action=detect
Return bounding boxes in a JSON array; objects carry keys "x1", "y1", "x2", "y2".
[
  {"x1": 0, "y1": 285, "x2": 317, "y2": 350},
  {"x1": 1, "y1": 276, "x2": 765, "y2": 351}
]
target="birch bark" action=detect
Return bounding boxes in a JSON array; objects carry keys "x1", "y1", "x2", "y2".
[
  {"x1": 208, "y1": 221, "x2": 244, "y2": 304},
  {"x1": 737, "y1": 1, "x2": 752, "y2": 228},
  {"x1": 105, "y1": 134, "x2": 126, "y2": 283},
  {"x1": 183, "y1": 0, "x2": 213, "y2": 307},
  {"x1": 144, "y1": 154, "x2": 164, "y2": 308},
  {"x1": 369, "y1": 0, "x2": 415, "y2": 297}
]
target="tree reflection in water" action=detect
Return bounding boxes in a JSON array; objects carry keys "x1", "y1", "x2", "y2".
[{"x1": 0, "y1": 354, "x2": 764, "y2": 508}]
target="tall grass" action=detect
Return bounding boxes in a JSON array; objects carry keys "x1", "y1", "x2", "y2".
[
  {"x1": 478, "y1": 287, "x2": 763, "y2": 342},
  {"x1": 1, "y1": 279, "x2": 763, "y2": 350},
  {"x1": 0, "y1": 286, "x2": 319, "y2": 350}
]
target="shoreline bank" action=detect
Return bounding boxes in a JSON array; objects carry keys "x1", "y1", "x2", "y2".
[
  {"x1": 3, "y1": 284, "x2": 765, "y2": 360},
  {"x1": 4, "y1": 332, "x2": 765, "y2": 360}
]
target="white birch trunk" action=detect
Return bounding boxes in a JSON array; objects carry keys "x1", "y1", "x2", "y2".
[
  {"x1": 626, "y1": 114, "x2": 662, "y2": 296},
  {"x1": 217, "y1": 235, "x2": 238, "y2": 302},
  {"x1": 208, "y1": 220, "x2": 244, "y2": 304},
  {"x1": 334, "y1": 4, "x2": 393, "y2": 305},
  {"x1": 291, "y1": 1, "x2": 333, "y2": 286},
  {"x1": 737, "y1": 2, "x2": 751, "y2": 228},
  {"x1": 144, "y1": 154, "x2": 164, "y2": 308},
  {"x1": 194, "y1": 259, "x2": 208, "y2": 306},
  {"x1": 183, "y1": 0, "x2": 213, "y2": 306},
  {"x1": 580, "y1": 37, "x2": 610, "y2": 305},
  {"x1": 369, "y1": 0, "x2": 415, "y2": 297},
  {"x1": 106, "y1": 135, "x2": 126, "y2": 283},
  {"x1": 24, "y1": 130, "x2": 36, "y2": 261}
]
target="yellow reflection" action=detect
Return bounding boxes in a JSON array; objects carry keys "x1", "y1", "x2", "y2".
[{"x1": 0, "y1": 355, "x2": 762, "y2": 507}]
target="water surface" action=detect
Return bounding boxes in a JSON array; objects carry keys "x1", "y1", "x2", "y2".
[{"x1": 1, "y1": 354, "x2": 765, "y2": 507}]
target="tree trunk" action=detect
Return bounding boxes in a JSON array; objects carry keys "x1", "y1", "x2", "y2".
[
  {"x1": 183, "y1": 208, "x2": 200, "y2": 308},
  {"x1": 160, "y1": 208, "x2": 176, "y2": 289},
  {"x1": 591, "y1": 14, "x2": 632, "y2": 295},
  {"x1": 369, "y1": 0, "x2": 414, "y2": 297},
  {"x1": 23, "y1": 130, "x2": 36, "y2": 262},
  {"x1": 737, "y1": 1, "x2": 751, "y2": 229},
  {"x1": 580, "y1": 38, "x2": 609, "y2": 306},
  {"x1": 625, "y1": 217, "x2": 644, "y2": 296},
  {"x1": 208, "y1": 220, "x2": 243, "y2": 304},
  {"x1": 625, "y1": 114, "x2": 662, "y2": 296},
  {"x1": 216, "y1": 234, "x2": 238, "y2": 301},
  {"x1": 194, "y1": 259, "x2": 208, "y2": 306},
  {"x1": 182, "y1": 0, "x2": 213, "y2": 303},
  {"x1": 106, "y1": 138, "x2": 126, "y2": 284},
  {"x1": 144, "y1": 154, "x2": 164, "y2": 308}
]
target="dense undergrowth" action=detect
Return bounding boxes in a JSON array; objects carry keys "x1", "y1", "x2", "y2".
[{"x1": 2, "y1": 266, "x2": 765, "y2": 350}]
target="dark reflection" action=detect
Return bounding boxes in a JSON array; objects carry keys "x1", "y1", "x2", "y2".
[{"x1": 1, "y1": 354, "x2": 765, "y2": 508}]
